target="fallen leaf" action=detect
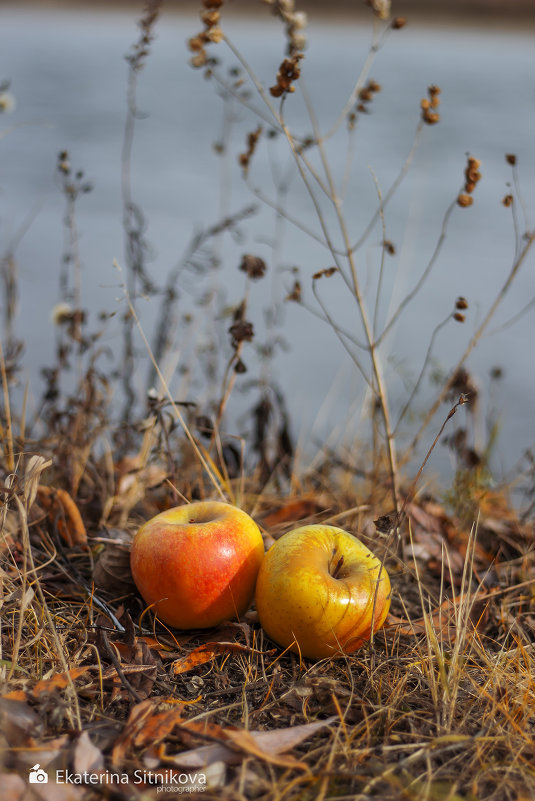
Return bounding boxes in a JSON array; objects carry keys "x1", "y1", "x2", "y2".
[
  {"x1": 92, "y1": 530, "x2": 136, "y2": 595},
  {"x1": 133, "y1": 706, "x2": 186, "y2": 749},
  {"x1": 1, "y1": 690, "x2": 28, "y2": 701},
  {"x1": 224, "y1": 729, "x2": 307, "y2": 769},
  {"x1": 0, "y1": 696, "x2": 41, "y2": 746},
  {"x1": 260, "y1": 497, "x2": 327, "y2": 529},
  {"x1": 99, "y1": 663, "x2": 158, "y2": 681},
  {"x1": 23, "y1": 735, "x2": 70, "y2": 770},
  {"x1": 170, "y1": 642, "x2": 260, "y2": 675},
  {"x1": 32, "y1": 666, "x2": 92, "y2": 698},
  {"x1": 73, "y1": 730, "x2": 105, "y2": 775},
  {"x1": 0, "y1": 773, "x2": 27, "y2": 801},
  {"x1": 165, "y1": 717, "x2": 337, "y2": 770},
  {"x1": 111, "y1": 699, "x2": 157, "y2": 767},
  {"x1": 36, "y1": 486, "x2": 87, "y2": 548}
]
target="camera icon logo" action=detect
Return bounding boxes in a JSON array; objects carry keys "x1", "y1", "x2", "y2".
[{"x1": 29, "y1": 764, "x2": 48, "y2": 784}]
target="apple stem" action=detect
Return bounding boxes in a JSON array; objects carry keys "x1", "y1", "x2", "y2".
[{"x1": 331, "y1": 554, "x2": 344, "y2": 579}]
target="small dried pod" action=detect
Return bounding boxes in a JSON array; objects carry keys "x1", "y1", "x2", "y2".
[
  {"x1": 239, "y1": 254, "x2": 267, "y2": 279},
  {"x1": 502, "y1": 194, "x2": 514, "y2": 207},
  {"x1": 206, "y1": 26, "x2": 223, "y2": 43},
  {"x1": 457, "y1": 193, "x2": 473, "y2": 208},
  {"x1": 455, "y1": 296, "x2": 468, "y2": 310},
  {"x1": 423, "y1": 110, "x2": 440, "y2": 125},
  {"x1": 201, "y1": 9, "x2": 220, "y2": 26},
  {"x1": 366, "y1": 0, "x2": 391, "y2": 20},
  {"x1": 229, "y1": 319, "x2": 254, "y2": 348},
  {"x1": 505, "y1": 153, "x2": 517, "y2": 166},
  {"x1": 285, "y1": 279, "x2": 302, "y2": 302},
  {"x1": 313, "y1": 267, "x2": 338, "y2": 280}
]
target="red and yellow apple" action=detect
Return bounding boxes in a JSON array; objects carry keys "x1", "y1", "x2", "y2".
[
  {"x1": 255, "y1": 524, "x2": 391, "y2": 660},
  {"x1": 130, "y1": 501, "x2": 265, "y2": 629}
]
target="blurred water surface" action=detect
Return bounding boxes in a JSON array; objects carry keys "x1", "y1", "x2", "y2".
[{"x1": 1, "y1": 7, "x2": 534, "y2": 486}]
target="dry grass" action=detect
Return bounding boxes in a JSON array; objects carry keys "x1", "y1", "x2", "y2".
[{"x1": 0, "y1": 405, "x2": 534, "y2": 799}]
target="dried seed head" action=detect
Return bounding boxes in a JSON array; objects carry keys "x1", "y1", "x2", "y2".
[
  {"x1": 313, "y1": 267, "x2": 338, "y2": 280},
  {"x1": 189, "y1": 0, "x2": 223, "y2": 68},
  {"x1": 285, "y1": 279, "x2": 302, "y2": 302},
  {"x1": 366, "y1": 0, "x2": 391, "y2": 20},
  {"x1": 462, "y1": 155, "x2": 482, "y2": 195},
  {"x1": 270, "y1": 54, "x2": 303, "y2": 97},
  {"x1": 457, "y1": 193, "x2": 473, "y2": 208},
  {"x1": 51, "y1": 302, "x2": 74, "y2": 325},
  {"x1": 57, "y1": 151, "x2": 70, "y2": 174},
  {"x1": 502, "y1": 193, "x2": 514, "y2": 207},
  {"x1": 239, "y1": 254, "x2": 267, "y2": 279},
  {"x1": 201, "y1": 9, "x2": 220, "y2": 26},
  {"x1": 229, "y1": 319, "x2": 254, "y2": 348},
  {"x1": 383, "y1": 240, "x2": 396, "y2": 255},
  {"x1": 423, "y1": 110, "x2": 440, "y2": 125},
  {"x1": 191, "y1": 51, "x2": 208, "y2": 68},
  {"x1": 206, "y1": 26, "x2": 223, "y2": 43},
  {"x1": 465, "y1": 167, "x2": 481, "y2": 187},
  {"x1": 234, "y1": 358, "x2": 247, "y2": 374},
  {"x1": 421, "y1": 86, "x2": 441, "y2": 125},
  {"x1": 265, "y1": 1, "x2": 308, "y2": 55},
  {"x1": 505, "y1": 153, "x2": 517, "y2": 166},
  {"x1": 456, "y1": 296, "x2": 468, "y2": 310},
  {"x1": 392, "y1": 16, "x2": 407, "y2": 29},
  {"x1": 453, "y1": 312, "x2": 466, "y2": 323},
  {"x1": 238, "y1": 125, "x2": 262, "y2": 175}
]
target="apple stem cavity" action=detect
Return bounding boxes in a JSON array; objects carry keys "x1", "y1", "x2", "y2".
[{"x1": 331, "y1": 554, "x2": 345, "y2": 579}]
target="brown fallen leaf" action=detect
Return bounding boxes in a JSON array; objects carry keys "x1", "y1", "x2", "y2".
[
  {"x1": 36, "y1": 486, "x2": 87, "y2": 548},
  {"x1": 260, "y1": 497, "x2": 327, "y2": 530},
  {"x1": 112, "y1": 698, "x2": 185, "y2": 767},
  {"x1": 73, "y1": 730, "x2": 105, "y2": 775},
  {"x1": 23, "y1": 735, "x2": 70, "y2": 771},
  {"x1": 92, "y1": 529, "x2": 136, "y2": 595},
  {"x1": 111, "y1": 699, "x2": 226, "y2": 768},
  {"x1": 31, "y1": 666, "x2": 92, "y2": 698},
  {"x1": 0, "y1": 773, "x2": 26, "y2": 801},
  {"x1": 224, "y1": 729, "x2": 307, "y2": 769},
  {"x1": 0, "y1": 696, "x2": 41, "y2": 746},
  {"x1": 133, "y1": 706, "x2": 187, "y2": 749},
  {"x1": 2, "y1": 690, "x2": 28, "y2": 702},
  {"x1": 163, "y1": 716, "x2": 337, "y2": 770},
  {"x1": 170, "y1": 642, "x2": 262, "y2": 675}
]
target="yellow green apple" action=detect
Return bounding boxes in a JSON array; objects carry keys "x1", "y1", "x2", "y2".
[
  {"x1": 255, "y1": 524, "x2": 391, "y2": 659},
  {"x1": 130, "y1": 501, "x2": 265, "y2": 629}
]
